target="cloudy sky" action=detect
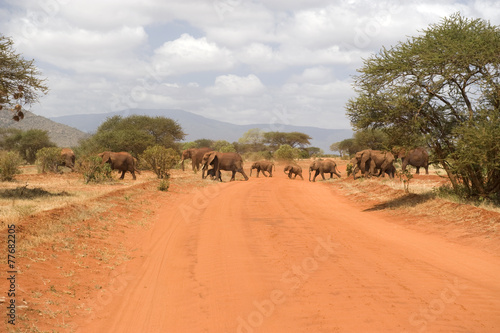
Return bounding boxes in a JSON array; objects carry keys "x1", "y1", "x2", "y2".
[{"x1": 1, "y1": 0, "x2": 499, "y2": 130}]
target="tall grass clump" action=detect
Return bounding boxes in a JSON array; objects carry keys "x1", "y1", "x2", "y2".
[{"x1": 0, "y1": 151, "x2": 22, "y2": 181}]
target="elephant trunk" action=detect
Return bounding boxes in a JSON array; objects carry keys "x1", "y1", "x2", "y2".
[
  {"x1": 201, "y1": 165, "x2": 206, "y2": 179},
  {"x1": 309, "y1": 168, "x2": 312, "y2": 181},
  {"x1": 181, "y1": 158, "x2": 185, "y2": 171},
  {"x1": 250, "y1": 167, "x2": 253, "y2": 177}
]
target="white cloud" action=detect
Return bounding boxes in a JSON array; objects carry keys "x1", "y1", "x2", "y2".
[
  {"x1": 152, "y1": 34, "x2": 235, "y2": 75},
  {"x1": 206, "y1": 74, "x2": 265, "y2": 96},
  {"x1": 1, "y1": 0, "x2": 499, "y2": 128}
]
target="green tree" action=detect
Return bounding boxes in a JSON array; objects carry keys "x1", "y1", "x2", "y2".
[
  {"x1": 330, "y1": 138, "x2": 360, "y2": 158},
  {"x1": 353, "y1": 129, "x2": 389, "y2": 151},
  {"x1": 0, "y1": 35, "x2": 48, "y2": 121},
  {"x1": 263, "y1": 131, "x2": 311, "y2": 149},
  {"x1": 346, "y1": 14, "x2": 500, "y2": 199},
  {"x1": 273, "y1": 144, "x2": 299, "y2": 161},
  {"x1": 80, "y1": 115, "x2": 185, "y2": 157},
  {"x1": 6, "y1": 129, "x2": 56, "y2": 164},
  {"x1": 193, "y1": 139, "x2": 214, "y2": 148},
  {"x1": 238, "y1": 128, "x2": 264, "y2": 144}
]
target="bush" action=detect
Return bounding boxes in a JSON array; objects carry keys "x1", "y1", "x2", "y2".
[
  {"x1": 36, "y1": 147, "x2": 62, "y2": 173},
  {"x1": 141, "y1": 146, "x2": 180, "y2": 179},
  {"x1": 0, "y1": 151, "x2": 22, "y2": 181},
  {"x1": 158, "y1": 179, "x2": 170, "y2": 191},
  {"x1": 273, "y1": 144, "x2": 299, "y2": 161},
  {"x1": 79, "y1": 155, "x2": 112, "y2": 184},
  {"x1": 243, "y1": 151, "x2": 273, "y2": 162}
]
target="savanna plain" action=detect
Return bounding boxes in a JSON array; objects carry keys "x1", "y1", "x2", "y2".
[{"x1": 1, "y1": 160, "x2": 500, "y2": 333}]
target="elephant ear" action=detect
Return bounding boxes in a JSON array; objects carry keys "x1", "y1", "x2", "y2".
[
  {"x1": 207, "y1": 152, "x2": 218, "y2": 166},
  {"x1": 100, "y1": 152, "x2": 111, "y2": 163}
]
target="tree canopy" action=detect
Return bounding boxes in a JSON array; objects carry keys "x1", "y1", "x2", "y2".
[
  {"x1": 263, "y1": 131, "x2": 311, "y2": 149},
  {"x1": 346, "y1": 13, "x2": 500, "y2": 199},
  {"x1": 80, "y1": 115, "x2": 185, "y2": 157},
  {"x1": 0, "y1": 128, "x2": 56, "y2": 163},
  {"x1": 0, "y1": 35, "x2": 48, "y2": 121}
]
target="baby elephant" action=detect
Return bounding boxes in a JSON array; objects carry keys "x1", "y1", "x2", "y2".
[
  {"x1": 205, "y1": 167, "x2": 222, "y2": 181},
  {"x1": 250, "y1": 160, "x2": 275, "y2": 177},
  {"x1": 283, "y1": 164, "x2": 304, "y2": 180}
]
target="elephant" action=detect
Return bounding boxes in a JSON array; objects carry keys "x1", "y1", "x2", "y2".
[
  {"x1": 204, "y1": 167, "x2": 222, "y2": 181},
  {"x1": 201, "y1": 151, "x2": 249, "y2": 182},
  {"x1": 350, "y1": 156, "x2": 395, "y2": 179},
  {"x1": 249, "y1": 160, "x2": 275, "y2": 177},
  {"x1": 355, "y1": 149, "x2": 395, "y2": 179},
  {"x1": 283, "y1": 164, "x2": 303, "y2": 180},
  {"x1": 60, "y1": 148, "x2": 75, "y2": 171},
  {"x1": 397, "y1": 147, "x2": 429, "y2": 174},
  {"x1": 98, "y1": 151, "x2": 140, "y2": 180},
  {"x1": 309, "y1": 159, "x2": 341, "y2": 182},
  {"x1": 181, "y1": 147, "x2": 213, "y2": 172}
]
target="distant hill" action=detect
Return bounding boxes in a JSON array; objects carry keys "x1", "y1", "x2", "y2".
[
  {"x1": 50, "y1": 108, "x2": 352, "y2": 152},
  {"x1": 0, "y1": 110, "x2": 89, "y2": 147}
]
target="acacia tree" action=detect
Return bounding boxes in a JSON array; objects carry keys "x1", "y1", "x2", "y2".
[
  {"x1": 263, "y1": 131, "x2": 311, "y2": 150},
  {"x1": 80, "y1": 115, "x2": 185, "y2": 157},
  {"x1": 346, "y1": 14, "x2": 500, "y2": 200},
  {"x1": 0, "y1": 35, "x2": 48, "y2": 121}
]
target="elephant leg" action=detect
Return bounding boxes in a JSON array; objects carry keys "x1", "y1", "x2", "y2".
[
  {"x1": 239, "y1": 168, "x2": 249, "y2": 181},
  {"x1": 230, "y1": 170, "x2": 237, "y2": 181},
  {"x1": 321, "y1": 171, "x2": 326, "y2": 180},
  {"x1": 298, "y1": 173, "x2": 303, "y2": 180},
  {"x1": 416, "y1": 166, "x2": 420, "y2": 174},
  {"x1": 120, "y1": 170, "x2": 126, "y2": 179},
  {"x1": 262, "y1": 170, "x2": 268, "y2": 177},
  {"x1": 425, "y1": 166, "x2": 429, "y2": 174},
  {"x1": 256, "y1": 169, "x2": 260, "y2": 178},
  {"x1": 131, "y1": 170, "x2": 136, "y2": 180},
  {"x1": 312, "y1": 170, "x2": 319, "y2": 182}
]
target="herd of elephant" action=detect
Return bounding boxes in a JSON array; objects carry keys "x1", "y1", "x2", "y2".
[
  {"x1": 181, "y1": 147, "x2": 429, "y2": 182},
  {"x1": 57, "y1": 146, "x2": 429, "y2": 182},
  {"x1": 181, "y1": 147, "x2": 342, "y2": 182},
  {"x1": 349, "y1": 148, "x2": 429, "y2": 180}
]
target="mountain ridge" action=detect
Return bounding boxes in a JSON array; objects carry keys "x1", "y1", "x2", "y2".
[
  {"x1": 50, "y1": 108, "x2": 353, "y2": 152},
  {"x1": 0, "y1": 110, "x2": 89, "y2": 147}
]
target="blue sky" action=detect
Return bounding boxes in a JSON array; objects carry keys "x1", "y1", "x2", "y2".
[{"x1": 1, "y1": 0, "x2": 499, "y2": 129}]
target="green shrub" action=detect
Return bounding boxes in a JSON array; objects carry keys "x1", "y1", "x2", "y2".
[
  {"x1": 79, "y1": 155, "x2": 112, "y2": 184},
  {"x1": 346, "y1": 163, "x2": 353, "y2": 177},
  {"x1": 0, "y1": 151, "x2": 22, "y2": 181},
  {"x1": 158, "y1": 179, "x2": 170, "y2": 191},
  {"x1": 141, "y1": 146, "x2": 180, "y2": 179},
  {"x1": 273, "y1": 144, "x2": 299, "y2": 161},
  {"x1": 36, "y1": 147, "x2": 62, "y2": 173}
]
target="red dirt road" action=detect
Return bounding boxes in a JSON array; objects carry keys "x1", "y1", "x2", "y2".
[{"x1": 83, "y1": 174, "x2": 500, "y2": 333}]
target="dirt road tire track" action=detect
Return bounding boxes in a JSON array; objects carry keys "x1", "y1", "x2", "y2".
[{"x1": 84, "y1": 175, "x2": 500, "y2": 332}]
